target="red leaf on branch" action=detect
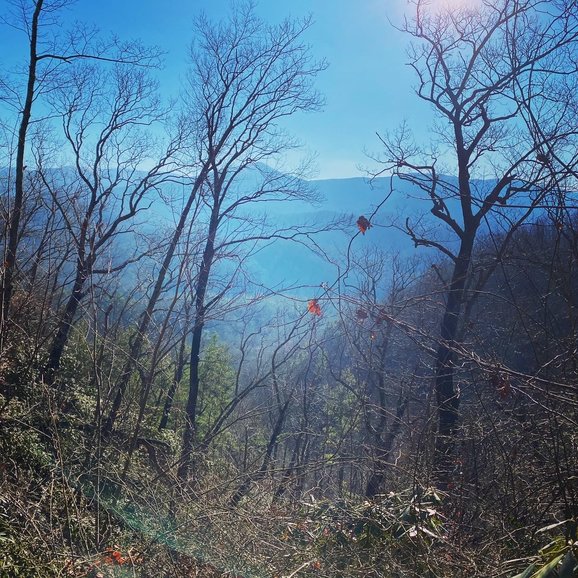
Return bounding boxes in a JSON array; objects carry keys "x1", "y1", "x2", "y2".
[
  {"x1": 307, "y1": 299, "x2": 322, "y2": 316},
  {"x1": 356, "y1": 215, "x2": 372, "y2": 234}
]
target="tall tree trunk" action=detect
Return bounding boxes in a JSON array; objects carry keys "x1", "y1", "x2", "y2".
[
  {"x1": 433, "y1": 232, "x2": 475, "y2": 484},
  {"x1": 176, "y1": 208, "x2": 218, "y2": 482},
  {"x1": 175, "y1": 309, "x2": 204, "y2": 482},
  {"x1": 1, "y1": 0, "x2": 43, "y2": 350},
  {"x1": 43, "y1": 261, "x2": 87, "y2": 386},
  {"x1": 42, "y1": 201, "x2": 93, "y2": 386},
  {"x1": 365, "y1": 393, "x2": 408, "y2": 498}
]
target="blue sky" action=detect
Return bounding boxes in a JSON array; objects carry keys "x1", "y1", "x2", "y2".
[{"x1": 1, "y1": 0, "x2": 433, "y2": 179}]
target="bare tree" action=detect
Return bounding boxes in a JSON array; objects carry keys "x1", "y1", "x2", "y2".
[
  {"x1": 373, "y1": 0, "x2": 578, "y2": 484},
  {"x1": 229, "y1": 312, "x2": 312, "y2": 506},
  {"x1": 38, "y1": 56, "x2": 179, "y2": 385},
  {"x1": 173, "y1": 3, "x2": 325, "y2": 482},
  {"x1": 0, "y1": 0, "x2": 160, "y2": 352}
]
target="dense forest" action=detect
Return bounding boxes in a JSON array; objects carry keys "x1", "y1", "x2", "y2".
[{"x1": 1, "y1": 0, "x2": 577, "y2": 576}]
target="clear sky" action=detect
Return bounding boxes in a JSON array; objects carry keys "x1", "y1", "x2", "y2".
[{"x1": 1, "y1": 0, "x2": 434, "y2": 179}]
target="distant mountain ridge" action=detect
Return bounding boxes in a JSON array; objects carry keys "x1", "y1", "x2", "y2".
[
  {"x1": 246, "y1": 175, "x2": 423, "y2": 289},
  {"x1": 0, "y1": 166, "x2": 499, "y2": 290}
]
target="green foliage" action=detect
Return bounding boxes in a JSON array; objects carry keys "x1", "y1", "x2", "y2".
[
  {"x1": 196, "y1": 334, "x2": 235, "y2": 439},
  {"x1": 0, "y1": 419, "x2": 52, "y2": 472},
  {"x1": 321, "y1": 369, "x2": 359, "y2": 451},
  {"x1": 510, "y1": 525, "x2": 578, "y2": 578},
  {"x1": 275, "y1": 488, "x2": 448, "y2": 576},
  {"x1": 0, "y1": 337, "x2": 42, "y2": 403}
]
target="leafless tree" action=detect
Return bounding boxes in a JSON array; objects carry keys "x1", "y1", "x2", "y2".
[
  {"x1": 102, "y1": 0, "x2": 334, "y2": 447},
  {"x1": 38, "y1": 56, "x2": 179, "y2": 385},
  {"x1": 173, "y1": 3, "x2": 325, "y2": 482},
  {"x1": 0, "y1": 0, "x2": 161, "y2": 353},
  {"x1": 373, "y1": 0, "x2": 578, "y2": 484}
]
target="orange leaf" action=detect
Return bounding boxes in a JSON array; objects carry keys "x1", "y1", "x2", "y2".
[
  {"x1": 103, "y1": 548, "x2": 128, "y2": 565},
  {"x1": 356, "y1": 215, "x2": 372, "y2": 234},
  {"x1": 307, "y1": 299, "x2": 322, "y2": 316}
]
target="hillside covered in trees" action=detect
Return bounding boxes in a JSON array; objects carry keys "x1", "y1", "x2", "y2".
[{"x1": 0, "y1": 0, "x2": 577, "y2": 576}]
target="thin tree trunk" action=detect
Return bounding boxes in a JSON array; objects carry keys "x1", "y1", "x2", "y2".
[
  {"x1": 365, "y1": 393, "x2": 408, "y2": 498},
  {"x1": 159, "y1": 327, "x2": 189, "y2": 430},
  {"x1": 274, "y1": 434, "x2": 302, "y2": 501},
  {"x1": 176, "y1": 208, "x2": 218, "y2": 482},
  {"x1": 1, "y1": 0, "x2": 43, "y2": 350},
  {"x1": 230, "y1": 397, "x2": 291, "y2": 508},
  {"x1": 103, "y1": 170, "x2": 207, "y2": 436}
]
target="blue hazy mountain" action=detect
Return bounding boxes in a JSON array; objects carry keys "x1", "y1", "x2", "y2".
[
  {"x1": 0, "y1": 166, "x2": 501, "y2": 291},
  {"x1": 242, "y1": 173, "x2": 518, "y2": 290},
  {"x1": 245, "y1": 175, "x2": 434, "y2": 290}
]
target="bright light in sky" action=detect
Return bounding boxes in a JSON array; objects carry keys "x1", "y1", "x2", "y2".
[
  {"x1": 0, "y1": 0, "x2": 433, "y2": 180},
  {"x1": 431, "y1": 0, "x2": 483, "y2": 11}
]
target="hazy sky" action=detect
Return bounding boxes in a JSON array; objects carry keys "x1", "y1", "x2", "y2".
[{"x1": 1, "y1": 0, "x2": 434, "y2": 179}]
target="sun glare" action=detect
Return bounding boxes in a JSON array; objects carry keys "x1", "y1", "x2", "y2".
[{"x1": 437, "y1": 0, "x2": 483, "y2": 10}]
